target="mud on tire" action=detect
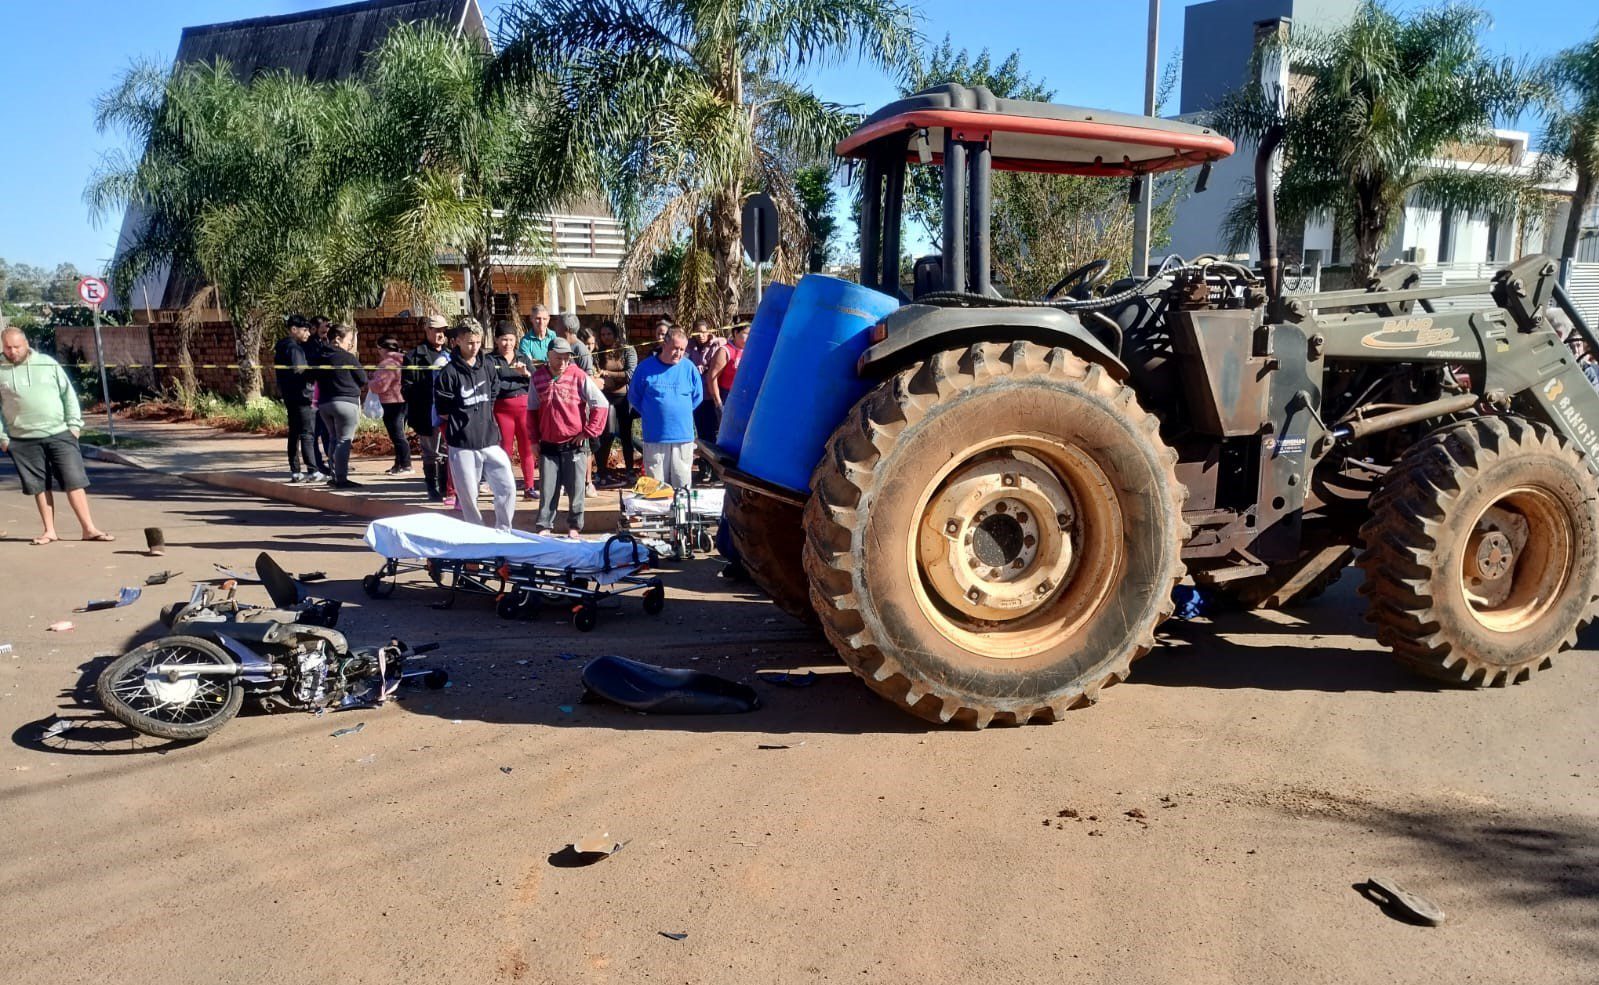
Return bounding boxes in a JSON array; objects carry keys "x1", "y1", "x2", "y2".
[
  {"x1": 723, "y1": 484, "x2": 817, "y2": 625},
  {"x1": 1358, "y1": 416, "x2": 1599, "y2": 685},
  {"x1": 803, "y1": 341, "x2": 1187, "y2": 727}
]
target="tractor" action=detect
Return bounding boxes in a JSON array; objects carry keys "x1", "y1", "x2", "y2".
[{"x1": 710, "y1": 83, "x2": 1599, "y2": 728}]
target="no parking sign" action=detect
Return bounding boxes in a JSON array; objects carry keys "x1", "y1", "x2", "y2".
[{"x1": 77, "y1": 276, "x2": 109, "y2": 308}]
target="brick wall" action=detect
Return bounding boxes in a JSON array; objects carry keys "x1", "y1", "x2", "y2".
[{"x1": 147, "y1": 318, "x2": 431, "y2": 398}]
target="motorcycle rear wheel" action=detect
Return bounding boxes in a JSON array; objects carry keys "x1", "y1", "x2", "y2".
[{"x1": 97, "y1": 636, "x2": 243, "y2": 741}]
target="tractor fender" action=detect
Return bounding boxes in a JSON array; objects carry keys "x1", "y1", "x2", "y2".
[{"x1": 858, "y1": 303, "x2": 1129, "y2": 381}]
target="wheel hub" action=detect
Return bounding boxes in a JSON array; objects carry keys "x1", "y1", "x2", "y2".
[
  {"x1": 1460, "y1": 492, "x2": 1568, "y2": 631},
  {"x1": 918, "y1": 456, "x2": 1077, "y2": 622},
  {"x1": 1472, "y1": 530, "x2": 1514, "y2": 580},
  {"x1": 143, "y1": 666, "x2": 201, "y2": 705}
]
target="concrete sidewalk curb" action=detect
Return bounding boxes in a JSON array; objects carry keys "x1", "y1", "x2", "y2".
[
  {"x1": 84, "y1": 443, "x2": 425, "y2": 522},
  {"x1": 183, "y1": 470, "x2": 427, "y2": 522}
]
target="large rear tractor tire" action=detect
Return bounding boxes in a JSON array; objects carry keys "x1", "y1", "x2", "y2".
[
  {"x1": 723, "y1": 484, "x2": 818, "y2": 625},
  {"x1": 804, "y1": 342, "x2": 1187, "y2": 727},
  {"x1": 1358, "y1": 416, "x2": 1599, "y2": 685}
]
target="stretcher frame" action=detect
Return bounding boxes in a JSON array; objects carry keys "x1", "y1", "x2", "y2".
[{"x1": 361, "y1": 532, "x2": 665, "y2": 632}]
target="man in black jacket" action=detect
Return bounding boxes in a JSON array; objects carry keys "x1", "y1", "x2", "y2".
[
  {"x1": 402, "y1": 315, "x2": 450, "y2": 501},
  {"x1": 433, "y1": 317, "x2": 526, "y2": 529},
  {"x1": 274, "y1": 315, "x2": 319, "y2": 482}
]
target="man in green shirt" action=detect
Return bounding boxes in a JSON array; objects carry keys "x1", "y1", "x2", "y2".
[{"x1": 0, "y1": 328, "x2": 112, "y2": 544}]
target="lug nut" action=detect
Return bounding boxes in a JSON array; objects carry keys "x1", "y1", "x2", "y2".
[
  {"x1": 995, "y1": 501, "x2": 1008, "y2": 514},
  {"x1": 1002, "y1": 473, "x2": 1017, "y2": 487},
  {"x1": 967, "y1": 588, "x2": 982, "y2": 603},
  {"x1": 1023, "y1": 535, "x2": 1037, "y2": 548},
  {"x1": 1056, "y1": 513, "x2": 1070, "y2": 529},
  {"x1": 1017, "y1": 511, "x2": 1029, "y2": 524}
]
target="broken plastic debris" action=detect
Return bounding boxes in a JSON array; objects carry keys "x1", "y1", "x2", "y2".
[
  {"x1": 144, "y1": 570, "x2": 181, "y2": 586},
  {"x1": 41, "y1": 719, "x2": 76, "y2": 739},
  {"x1": 0, "y1": 644, "x2": 12, "y2": 656},
  {"x1": 659, "y1": 932, "x2": 688, "y2": 941},
  {"x1": 212, "y1": 563, "x2": 261, "y2": 583},
  {"x1": 1361, "y1": 878, "x2": 1446, "y2": 926},
  {"x1": 756, "y1": 669, "x2": 817, "y2": 688},
  {"x1": 295, "y1": 570, "x2": 326, "y2": 582},
  {"x1": 574, "y1": 833, "x2": 622, "y2": 856},
  {"x1": 757, "y1": 741, "x2": 805, "y2": 750},
  {"x1": 355, "y1": 754, "x2": 377, "y2": 764},
  {"x1": 46, "y1": 621, "x2": 73, "y2": 633},
  {"x1": 330, "y1": 722, "x2": 366, "y2": 738},
  {"x1": 558, "y1": 704, "x2": 575, "y2": 714},
  {"x1": 80, "y1": 587, "x2": 142, "y2": 612},
  {"x1": 500, "y1": 766, "x2": 514, "y2": 775}
]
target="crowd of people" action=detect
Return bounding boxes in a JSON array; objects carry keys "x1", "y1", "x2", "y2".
[{"x1": 270, "y1": 309, "x2": 749, "y2": 535}]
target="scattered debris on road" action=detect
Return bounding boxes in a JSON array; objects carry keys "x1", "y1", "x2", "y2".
[
  {"x1": 330, "y1": 722, "x2": 366, "y2": 738},
  {"x1": 144, "y1": 570, "x2": 181, "y2": 586},
  {"x1": 1360, "y1": 878, "x2": 1446, "y2": 926},
  {"x1": 659, "y1": 932, "x2": 688, "y2": 941},
  {"x1": 46, "y1": 621, "x2": 73, "y2": 633},
  {"x1": 80, "y1": 587, "x2": 141, "y2": 612}
]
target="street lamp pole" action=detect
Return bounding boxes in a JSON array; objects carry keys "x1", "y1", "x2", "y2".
[{"x1": 1130, "y1": 0, "x2": 1160, "y2": 278}]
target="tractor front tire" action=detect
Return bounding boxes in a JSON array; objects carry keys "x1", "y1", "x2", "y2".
[
  {"x1": 804, "y1": 342, "x2": 1187, "y2": 727},
  {"x1": 1358, "y1": 416, "x2": 1599, "y2": 685},
  {"x1": 723, "y1": 484, "x2": 817, "y2": 625}
]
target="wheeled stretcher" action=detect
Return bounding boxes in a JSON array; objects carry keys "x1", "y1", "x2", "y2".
[
  {"x1": 618, "y1": 485, "x2": 724, "y2": 560},
  {"x1": 360, "y1": 514, "x2": 665, "y2": 631}
]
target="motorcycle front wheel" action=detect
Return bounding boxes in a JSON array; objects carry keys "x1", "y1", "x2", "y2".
[{"x1": 97, "y1": 636, "x2": 244, "y2": 740}]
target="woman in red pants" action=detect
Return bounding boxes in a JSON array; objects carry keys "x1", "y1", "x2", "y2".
[{"x1": 489, "y1": 324, "x2": 538, "y2": 499}]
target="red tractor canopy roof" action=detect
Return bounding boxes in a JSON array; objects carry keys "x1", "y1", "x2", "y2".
[{"x1": 837, "y1": 83, "x2": 1235, "y2": 177}]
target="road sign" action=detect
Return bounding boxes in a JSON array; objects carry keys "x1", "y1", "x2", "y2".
[
  {"x1": 77, "y1": 276, "x2": 110, "y2": 308},
  {"x1": 741, "y1": 193, "x2": 778, "y2": 264}
]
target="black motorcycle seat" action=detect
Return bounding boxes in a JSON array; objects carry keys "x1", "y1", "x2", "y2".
[{"x1": 580, "y1": 655, "x2": 759, "y2": 714}]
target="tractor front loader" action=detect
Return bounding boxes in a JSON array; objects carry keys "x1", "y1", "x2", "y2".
[{"x1": 713, "y1": 83, "x2": 1599, "y2": 727}]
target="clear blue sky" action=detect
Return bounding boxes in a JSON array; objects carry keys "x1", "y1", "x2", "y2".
[{"x1": 1, "y1": 0, "x2": 1592, "y2": 274}]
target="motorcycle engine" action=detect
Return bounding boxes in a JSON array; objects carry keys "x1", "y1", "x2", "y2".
[{"x1": 291, "y1": 643, "x2": 331, "y2": 705}]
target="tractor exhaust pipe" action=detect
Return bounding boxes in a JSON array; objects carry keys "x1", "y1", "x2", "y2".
[{"x1": 1255, "y1": 123, "x2": 1285, "y2": 305}]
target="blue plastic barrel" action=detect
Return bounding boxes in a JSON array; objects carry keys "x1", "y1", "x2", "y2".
[
  {"x1": 739, "y1": 275, "x2": 900, "y2": 493},
  {"x1": 716, "y1": 281, "x2": 794, "y2": 458}
]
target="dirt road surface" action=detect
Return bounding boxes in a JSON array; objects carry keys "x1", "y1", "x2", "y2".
[{"x1": 1, "y1": 463, "x2": 1594, "y2": 984}]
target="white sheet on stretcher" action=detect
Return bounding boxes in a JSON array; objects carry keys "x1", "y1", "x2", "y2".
[
  {"x1": 621, "y1": 487, "x2": 725, "y2": 518},
  {"x1": 364, "y1": 513, "x2": 649, "y2": 586}
]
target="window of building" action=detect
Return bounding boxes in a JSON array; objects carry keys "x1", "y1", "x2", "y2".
[{"x1": 1438, "y1": 208, "x2": 1455, "y2": 263}]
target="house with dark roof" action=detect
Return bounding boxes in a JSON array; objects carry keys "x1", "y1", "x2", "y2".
[{"x1": 110, "y1": 0, "x2": 626, "y2": 322}]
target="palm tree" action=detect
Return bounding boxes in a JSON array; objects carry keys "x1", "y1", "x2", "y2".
[
  {"x1": 1542, "y1": 32, "x2": 1599, "y2": 262},
  {"x1": 334, "y1": 23, "x2": 549, "y2": 325},
  {"x1": 1209, "y1": 2, "x2": 1544, "y2": 283},
  {"x1": 490, "y1": 0, "x2": 917, "y2": 325}
]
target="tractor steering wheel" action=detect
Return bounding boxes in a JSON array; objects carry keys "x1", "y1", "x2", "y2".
[{"x1": 1043, "y1": 259, "x2": 1111, "y2": 301}]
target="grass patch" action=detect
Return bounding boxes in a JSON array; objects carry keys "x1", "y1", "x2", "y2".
[{"x1": 79, "y1": 430, "x2": 158, "y2": 450}]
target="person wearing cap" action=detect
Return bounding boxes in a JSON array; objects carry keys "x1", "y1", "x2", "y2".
[
  {"x1": 274, "y1": 314, "x2": 320, "y2": 483},
  {"x1": 433, "y1": 317, "x2": 528, "y2": 529},
  {"x1": 554, "y1": 313, "x2": 595, "y2": 374},
  {"x1": 370, "y1": 335, "x2": 412, "y2": 475},
  {"x1": 518, "y1": 305, "x2": 554, "y2": 364},
  {"x1": 528, "y1": 335, "x2": 609, "y2": 536},
  {"x1": 402, "y1": 315, "x2": 451, "y2": 500}
]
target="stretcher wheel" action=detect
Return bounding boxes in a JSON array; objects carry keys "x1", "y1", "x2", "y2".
[
  {"x1": 496, "y1": 593, "x2": 520, "y2": 620},
  {"x1": 361, "y1": 573, "x2": 394, "y2": 599},
  {"x1": 573, "y1": 604, "x2": 598, "y2": 632},
  {"x1": 515, "y1": 591, "x2": 542, "y2": 619},
  {"x1": 643, "y1": 585, "x2": 666, "y2": 615}
]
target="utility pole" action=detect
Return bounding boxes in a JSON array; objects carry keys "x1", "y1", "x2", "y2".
[{"x1": 1130, "y1": 0, "x2": 1160, "y2": 278}]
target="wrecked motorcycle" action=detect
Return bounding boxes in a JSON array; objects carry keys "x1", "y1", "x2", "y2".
[{"x1": 97, "y1": 554, "x2": 445, "y2": 741}]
